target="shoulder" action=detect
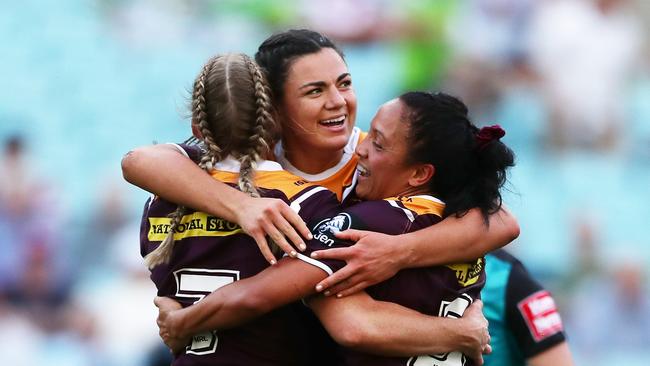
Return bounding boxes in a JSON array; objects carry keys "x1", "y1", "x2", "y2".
[
  {"x1": 167, "y1": 142, "x2": 204, "y2": 163},
  {"x1": 382, "y1": 195, "x2": 445, "y2": 223}
]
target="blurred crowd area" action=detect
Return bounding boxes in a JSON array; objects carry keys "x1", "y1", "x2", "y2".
[{"x1": 2, "y1": 0, "x2": 650, "y2": 365}]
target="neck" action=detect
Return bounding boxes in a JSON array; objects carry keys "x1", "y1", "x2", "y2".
[
  {"x1": 283, "y1": 142, "x2": 344, "y2": 175},
  {"x1": 393, "y1": 186, "x2": 430, "y2": 199}
]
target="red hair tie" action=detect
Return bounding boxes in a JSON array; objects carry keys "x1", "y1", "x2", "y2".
[{"x1": 476, "y1": 124, "x2": 505, "y2": 151}]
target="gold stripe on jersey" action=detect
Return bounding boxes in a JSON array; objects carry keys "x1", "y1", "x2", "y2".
[
  {"x1": 148, "y1": 212, "x2": 242, "y2": 241},
  {"x1": 209, "y1": 170, "x2": 318, "y2": 200},
  {"x1": 311, "y1": 131, "x2": 366, "y2": 201},
  {"x1": 384, "y1": 196, "x2": 445, "y2": 217},
  {"x1": 446, "y1": 257, "x2": 485, "y2": 287}
]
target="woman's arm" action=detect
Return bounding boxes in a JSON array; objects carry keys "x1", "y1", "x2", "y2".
[
  {"x1": 122, "y1": 144, "x2": 312, "y2": 262},
  {"x1": 309, "y1": 294, "x2": 490, "y2": 364},
  {"x1": 154, "y1": 256, "x2": 490, "y2": 363},
  {"x1": 154, "y1": 257, "x2": 328, "y2": 350},
  {"x1": 312, "y1": 207, "x2": 519, "y2": 296},
  {"x1": 527, "y1": 342, "x2": 574, "y2": 366}
]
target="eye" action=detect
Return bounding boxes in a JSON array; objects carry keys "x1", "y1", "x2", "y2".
[
  {"x1": 339, "y1": 79, "x2": 352, "y2": 88},
  {"x1": 306, "y1": 88, "x2": 322, "y2": 96},
  {"x1": 372, "y1": 140, "x2": 383, "y2": 151}
]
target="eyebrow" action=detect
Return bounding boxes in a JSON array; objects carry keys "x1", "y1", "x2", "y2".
[
  {"x1": 299, "y1": 73, "x2": 351, "y2": 89},
  {"x1": 372, "y1": 128, "x2": 385, "y2": 141}
]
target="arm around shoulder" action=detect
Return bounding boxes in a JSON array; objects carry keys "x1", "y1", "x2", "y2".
[
  {"x1": 121, "y1": 143, "x2": 248, "y2": 222},
  {"x1": 402, "y1": 205, "x2": 520, "y2": 268}
]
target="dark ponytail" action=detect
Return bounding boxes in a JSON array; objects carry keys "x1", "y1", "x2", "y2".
[{"x1": 400, "y1": 92, "x2": 515, "y2": 223}]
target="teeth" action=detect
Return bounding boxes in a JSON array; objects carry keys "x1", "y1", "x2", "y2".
[
  {"x1": 321, "y1": 116, "x2": 345, "y2": 125},
  {"x1": 356, "y1": 165, "x2": 369, "y2": 177}
]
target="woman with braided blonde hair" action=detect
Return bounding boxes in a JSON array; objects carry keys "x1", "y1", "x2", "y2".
[
  {"x1": 143, "y1": 53, "x2": 280, "y2": 268},
  {"x1": 140, "y1": 53, "x2": 344, "y2": 364}
]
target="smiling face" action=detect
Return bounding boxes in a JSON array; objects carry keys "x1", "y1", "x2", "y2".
[
  {"x1": 279, "y1": 48, "x2": 357, "y2": 161},
  {"x1": 355, "y1": 99, "x2": 433, "y2": 201}
]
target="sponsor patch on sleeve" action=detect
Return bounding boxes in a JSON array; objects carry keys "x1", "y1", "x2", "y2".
[{"x1": 517, "y1": 290, "x2": 564, "y2": 342}]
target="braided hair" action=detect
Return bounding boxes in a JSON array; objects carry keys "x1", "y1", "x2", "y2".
[{"x1": 144, "y1": 53, "x2": 279, "y2": 269}]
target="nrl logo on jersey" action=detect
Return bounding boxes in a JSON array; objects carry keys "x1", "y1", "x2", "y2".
[{"x1": 312, "y1": 213, "x2": 352, "y2": 247}]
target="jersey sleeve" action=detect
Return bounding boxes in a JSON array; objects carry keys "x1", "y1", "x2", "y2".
[
  {"x1": 294, "y1": 200, "x2": 409, "y2": 276},
  {"x1": 283, "y1": 185, "x2": 348, "y2": 275},
  {"x1": 505, "y1": 260, "x2": 567, "y2": 358},
  {"x1": 168, "y1": 142, "x2": 204, "y2": 163}
]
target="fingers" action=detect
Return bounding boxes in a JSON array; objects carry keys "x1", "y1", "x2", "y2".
[
  {"x1": 250, "y1": 230, "x2": 277, "y2": 265},
  {"x1": 333, "y1": 229, "x2": 365, "y2": 242},
  {"x1": 311, "y1": 246, "x2": 353, "y2": 260},
  {"x1": 483, "y1": 344, "x2": 492, "y2": 355},
  {"x1": 329, "y1": 280, "x2": 369, "y2": 298},
  {"x1": 314, "y1": 263, "x2": 355, "y2": 292},
  {"x1": 474, "y1": 299, "x2": 484, "y2": 310},
  {"x1": 261, "y1": 219, "x2": 297, "y2": 258},
  {"x1": 154, "y1": 296, "x2": 180, "y2": 310},
  {"x1": 466, "y1": 346, "x2": 484, "y2": 366},
  {"x1": 279, "y1": 204, "x2": 312, "y2": 247}
]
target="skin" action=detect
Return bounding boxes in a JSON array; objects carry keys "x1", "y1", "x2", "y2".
[
  {"x1": 279, "y1": 48, "x2": 357, "y2": 174},
  {"x1": 354, "y1": 99, "x2": 433, "y2": 201},
  {"x1": 527, "y1": 342, "x2": 574, "y2": 366},
  {"x1": 122, "y1": 43, "x2": 519, "y2": 292},
  {"x1": 152, "y1": 98, "x2": 492, "y2": 363}
]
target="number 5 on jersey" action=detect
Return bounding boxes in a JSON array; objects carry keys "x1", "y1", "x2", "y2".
[{"x1": 174, "y1": 268, "x2": 240, "y2": 355}]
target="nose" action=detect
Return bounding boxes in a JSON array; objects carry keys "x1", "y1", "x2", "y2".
[
  {"x1": 355, "y1": 137, "x2": 368, "y2": 158},
  {"x1": 325, "y1": 88, "x2": 345, "y2": 110}
]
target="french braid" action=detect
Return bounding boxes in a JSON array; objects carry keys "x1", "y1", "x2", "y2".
[
  {"x1": 144, "y1": 56, "x2": 224, "y2": 269},
  {"x1": 237, "y1": 56, "x2": 283, "y2": 256}
]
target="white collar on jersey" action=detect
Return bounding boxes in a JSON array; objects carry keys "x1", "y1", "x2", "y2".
[
  {"x1": 166, "y1": 143, "x2": 283, "y2": 173},
  {"x1": 274, "y1": 126, "x2": 362, "y2": 182},
  {"x1": 216, "y1": 155, "x2": 284, "y2": 172}
]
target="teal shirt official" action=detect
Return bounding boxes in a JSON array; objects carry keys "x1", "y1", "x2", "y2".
[
  {"x1": 481, "y1": 250, "x2": 566, "y2": 366},
  {"x1": 482, "y1": 253, "x2": 526, "y2": 366}
]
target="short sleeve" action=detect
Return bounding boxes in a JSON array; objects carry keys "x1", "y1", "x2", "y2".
[
  {"x1": 168, "y1": 142, "x2": 204, "y2": 163},
  {"x1": 295, "y1": 211, "x2": 359, "y2": 275},
  {"x1": 505, "y1": 261, "x2": 567, "y2": 357}
]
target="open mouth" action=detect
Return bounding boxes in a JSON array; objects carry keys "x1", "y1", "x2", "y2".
[
  {"x1": 356, "y1": 164, "x2": 370, "y2": 177},
  {"x1": 319, "y1": 115, "x2": 346, "y2": 127}
]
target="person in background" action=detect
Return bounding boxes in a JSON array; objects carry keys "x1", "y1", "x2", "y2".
[{"x1": 482, "y1": 249, "x2": 574, "y2": 366}]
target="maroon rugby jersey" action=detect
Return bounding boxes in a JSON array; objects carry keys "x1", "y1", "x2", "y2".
[
  {"x1": 299, "y1": 195, "x2": 486, "y2": 366},
  {"x1": 140, "y1": 146, "x2": 340, "y2": 366}
]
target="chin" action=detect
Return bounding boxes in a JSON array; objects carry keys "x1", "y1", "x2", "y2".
[{"x1": 318, "y1": 136, "x2": 349, "y2": 153}]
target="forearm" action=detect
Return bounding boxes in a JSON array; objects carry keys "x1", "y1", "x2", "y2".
[
  {"x1": 311, "y1": 294, "x2": 473, "y2": 356},
  {"x1": 171, "y1": 259, "x2": 327, "y2": 338},
  {"x1": 121, "y1": 144, "x2": 247, "y2": 222},
  {"x1": 172, "y1": 286, "x2": 258, "y2": 338},
  {"x1": 401, "y1": 206, "x2": 519, "y2": 267}
]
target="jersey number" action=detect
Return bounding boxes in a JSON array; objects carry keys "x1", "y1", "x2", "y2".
[
  {"x1": 407, "y1": 294, "x2": 473, "y2": 366},
  {"x1": 174, "y1": 268, "x2": 240, "y2": 355}
]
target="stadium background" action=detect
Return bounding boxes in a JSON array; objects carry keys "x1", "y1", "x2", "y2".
[{"x1": 1, "y1": 0, "x2": 649, "y2": 365}]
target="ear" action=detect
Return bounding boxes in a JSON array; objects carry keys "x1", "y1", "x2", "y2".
[{"x1": 408, "y1": 164, "x2": 434, "y2": 188}]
